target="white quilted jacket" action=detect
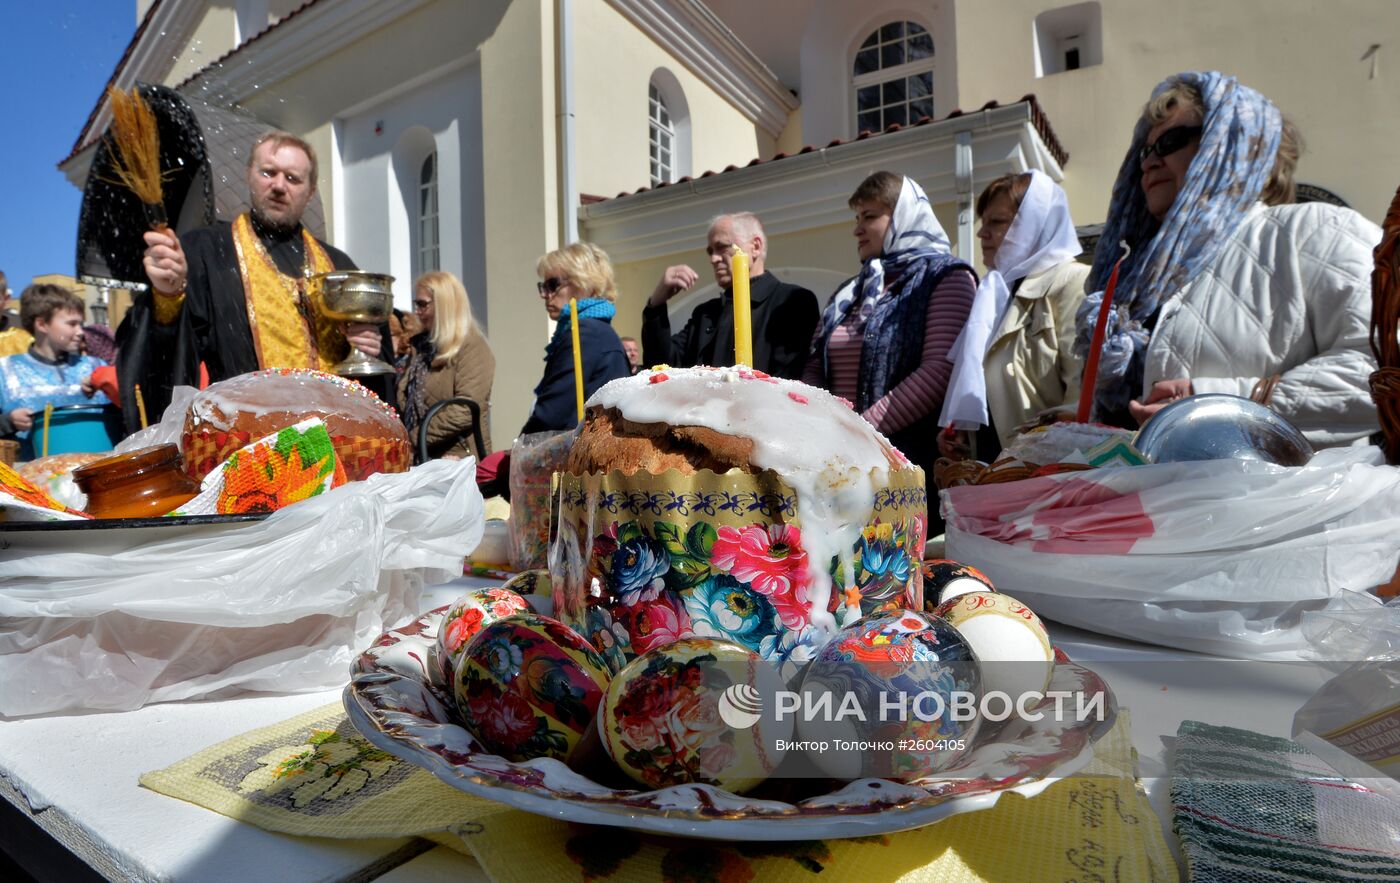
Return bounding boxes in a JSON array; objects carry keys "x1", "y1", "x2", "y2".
[{"x1": 1144, "y1": 201, "x2": 1381, "y2": 446}]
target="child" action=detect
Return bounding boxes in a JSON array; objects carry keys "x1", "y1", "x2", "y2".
[{"x1": 0, "y1": 284, "x2": 111, "y2": 457}]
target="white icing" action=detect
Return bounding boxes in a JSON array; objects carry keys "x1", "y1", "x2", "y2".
[
  {"x1": 188, "y1": 369, "x2": 400, "y2": 432},
  {"x1": 590, "y1": 366, "x2": 913, "y2": 636}
]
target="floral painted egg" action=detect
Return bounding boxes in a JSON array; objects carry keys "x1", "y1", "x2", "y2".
[
  {"x1": 454, "y1": 614, "x2": 611, "y2": 762},
  {"x1": 933, "y1": 592, "x2": 1053, "y2": 700},
  {"x1": 500, "y1": 568, "x2": 551, "y2": 599},
  {"x1": 921, "y1": 559, "x2": 997, "y2": 609},
  {"x1": 797, "y1": 610, "x2": 981, "y2": 781},
  {"x1": 599, "y1": 638, "x2": 791, "y2": 794},
  {"x1": 434, "y1": 587, "x2": 530, "y2": 693}
]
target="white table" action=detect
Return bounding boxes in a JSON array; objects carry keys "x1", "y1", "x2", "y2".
[{"x1": 0, "y1": 577, "x2": 1330, "y2": 881}]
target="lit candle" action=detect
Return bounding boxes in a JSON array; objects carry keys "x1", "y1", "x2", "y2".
[
  {"x1": 42, "y1": 403, "x2": 53, "y2": 458},
  {"x1": 1078, "y1": 242, "x2": 1131, "y2": 423},
  {"x1": 134, "y1": 383, "x2": 149, "y2": 429},
  {"x1": 731, "y1": 249, "x2": 752, "y2": 367},
  {"x1": 569, "y1": 297, "x2": 585, "y2": 424}
]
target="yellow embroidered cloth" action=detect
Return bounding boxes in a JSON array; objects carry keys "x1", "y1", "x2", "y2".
[
  {"x1": 141, "y1": 703, "x2": 1175, "y2": 881},
  {"x1": 231, "y1": 213, "x2": 344, "y2": 373}
]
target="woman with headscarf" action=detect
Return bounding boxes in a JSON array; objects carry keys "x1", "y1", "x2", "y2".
[
  {"x1": 523, "y1": 242, "x2": 630, "y2": 433},
  {"x1": 1075, "y1": 71, "x2": 1380, "y2": 446},
  {"x1": 399, "y1": 271, "x2": 494, "y2": 462},
  {"x1": 939, "y1": 170, "x2": 1089, "y2": 463},
  {"x1": 804, "y1": 171, "x2": 977, "y2": 504}
]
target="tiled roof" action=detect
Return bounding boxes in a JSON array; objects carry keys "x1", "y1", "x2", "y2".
[
  {"x1": 60, "y1": 0, "x2": 324, "y2": 167},
  {"x1": 603, "y1": 95, "x2": 1069, "y2": 201}
]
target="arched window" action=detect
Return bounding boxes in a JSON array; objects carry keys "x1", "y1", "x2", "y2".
[
  {"x1": 417, "y1": 151, "x2": 440, "y2": 274},
  {"x1": 852, "y1": 21, "x2": 935, "y2": 133},
  {"x1": 649, "y1": 83, "x2": 676, "y2": 187}
]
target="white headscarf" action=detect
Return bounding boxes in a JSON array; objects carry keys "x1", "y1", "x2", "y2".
[{"x1": 938, "y1": 170, "x2": 1081, "y2": 429}]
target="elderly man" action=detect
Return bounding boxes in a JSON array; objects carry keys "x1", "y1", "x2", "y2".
[
  {"x1": 641, "y1": 212, "x2": 817, "y2": 379},
  {"x1": 122, "y1": 131, "x2": 390, "y2": 430}
]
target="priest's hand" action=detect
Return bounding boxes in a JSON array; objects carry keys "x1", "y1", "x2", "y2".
[
  {"x1": 345, "y1": 323, "x2": 382, "y2": 357},
  {"x1": 142, "y1": 229, "x2": 188, "y2": 297}
]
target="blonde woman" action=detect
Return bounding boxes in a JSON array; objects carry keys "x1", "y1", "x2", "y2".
[
  {"x1": 523, "y1": 242, "x2": 630, "y2": 432},
  {"x1": 398, "y1": 271, "x2": 495, "y2": 461}
]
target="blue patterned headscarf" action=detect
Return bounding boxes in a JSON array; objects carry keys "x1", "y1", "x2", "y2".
[
  {"x1": 812, "y1": 176, "x2": 965, "y2": 411},
  {"x1": 1073, "y1": 72, "x2": 1282, "y2": 423}
]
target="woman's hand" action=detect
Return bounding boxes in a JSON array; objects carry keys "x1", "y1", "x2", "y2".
[
  {"x1": 345, "y1": 323, "x2": 382, "y2": 357},
  {"x1": 1128, "y1": 378, "x2": 1193, "y2": 425},
  {"x1": 142, "y1": 229, "x2": 187, "y2": 297},
  {"x1": 937, "y1": 427, "x2": 972, "y2": 461}
]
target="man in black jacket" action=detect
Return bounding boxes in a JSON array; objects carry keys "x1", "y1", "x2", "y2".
[{"x1": 640, "y1": 212, "x2": 818, "y2": 379}]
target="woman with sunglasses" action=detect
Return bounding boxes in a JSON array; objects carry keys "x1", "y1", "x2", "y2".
[
  {"x1": 398, "y1": 270, "x2": 495, "y2": 462},
  {"x1": 522, "y1": 242, "x2": 630, "y2": 433},
  {"x1": 1074, "y1": 72, "x2": 1379, "y2": 446}
]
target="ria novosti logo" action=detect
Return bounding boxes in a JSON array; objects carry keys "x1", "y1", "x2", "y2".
[{"x1": 718, "y1": 683, "x2": 764, "y2": 729}]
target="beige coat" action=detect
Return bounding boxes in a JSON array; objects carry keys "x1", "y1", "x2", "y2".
[
  {"x1": 397, "y1": 325, "x2": 495, "y2": 460},
  {"x1": 984, "y1": 259, "x2": 1090, "y2": 446}
]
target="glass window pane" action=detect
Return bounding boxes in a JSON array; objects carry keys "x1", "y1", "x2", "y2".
[
  {"x1": 420, "y1": 187, "x2": 430, "y2": 214},
  {"x1": 882, "y1": 79, "x2": 906, "y2": 104},
  {"x1": 857, "y1": 85, "x2": 880, "y2": 110},
  {"x1": 885, "y1": 104, "x2": 907, "y2": 127},
  {"x1": 650, "y1": 143, "x2": 658, "y2": 160},
  {"x1": 881, "y1": 41, "x2": 904, "y2": 68},
  {"x1": 907, "y1": 32, "x2": 934, "y2": 59},
  {"x1": 912, "y1": 98, "x2": 934, "y2": 120},
  {"x1": 860, "y1": 31, "x2": 878, "y2": 49},
  {"x1": 880, "y1": 21, "x2": 904, "y2": 42},
  {"x1": 420, "y1": 153, "x2": 434, "y2": 186},
  {"x1": 909, "y1": 72, "x2": 931, "y2": 97},
  {"x1": 908, "y1": 21, "x2": 927, "y2": 36},
  {"x1": 854, "y1": 47, "x2": 879, "y2": 76},
  {"x1": 857, "y1": 110, "x2": 880, "y2": 133}
]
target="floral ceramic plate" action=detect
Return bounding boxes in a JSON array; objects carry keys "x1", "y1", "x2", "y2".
[{"x1": 344, "y1": 605, "x2": 1117, "y2": 841}]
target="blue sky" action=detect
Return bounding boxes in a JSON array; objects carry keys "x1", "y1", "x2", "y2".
[{"x1": 0, "y1": 3, "x2": 134, "y2": 293}]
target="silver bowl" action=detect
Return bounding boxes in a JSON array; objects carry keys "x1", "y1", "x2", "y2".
[{"x1": 1134, "y1": 394, "x2": 1313, "y2": 466}]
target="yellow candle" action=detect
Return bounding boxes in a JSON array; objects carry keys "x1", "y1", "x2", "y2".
[
  {"x1": 569, "y1": 297, "x2": 585, "y2": 424},
  {"x1": 42, "y1": 403, "x2": 53, "y2": 458},
  {"x1": 134, "y1": 383, "x2": 149, "y2": 429},
  {"x1": 731, "y1": 249, "x2": 752, "y2": 367}
]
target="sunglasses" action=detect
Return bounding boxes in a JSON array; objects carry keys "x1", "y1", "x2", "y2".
[
  {"x1": 537, "y1": 276, "x2": 567, "y2": 295},
  {"x1": 412, "y1": 299, "x2": 432, "y2": 310},
  {"x1": 1138, "y1": 125, "x2": 1202, "y2": 164}
]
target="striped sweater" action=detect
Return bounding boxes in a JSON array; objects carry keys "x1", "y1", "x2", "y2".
[{"x1": 803, "y1": 269, "x2": 977, "y2": 433}]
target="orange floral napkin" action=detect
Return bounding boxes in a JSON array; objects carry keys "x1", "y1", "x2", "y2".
[{"x1": 171, "y1": 418, "x2": 346, "y2": 516}]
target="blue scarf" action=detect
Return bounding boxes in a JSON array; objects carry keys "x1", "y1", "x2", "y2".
[
  {"x1": 545, "y1": 297, "x2": 615, "y2": 359},
  {"x1": 1073, "y1": 71, "x2": 1282, "y2": 423},
  {"x1": 813, "y1": 176, "x2": 965, "y2": 412}
]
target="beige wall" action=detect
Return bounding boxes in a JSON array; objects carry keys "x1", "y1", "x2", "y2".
[
  {"x1": 954, "y1": 0, "x2": 1400, "y2": 225},
  {"x1": 164, "y1": 3, "x2": 238, "y2": 88},
  {"x1": 480, "y1": 0, "x2": 559, "y2": 450},
  {"x1": 572, "y1": 2, "x2": 768, "y2": 200}
]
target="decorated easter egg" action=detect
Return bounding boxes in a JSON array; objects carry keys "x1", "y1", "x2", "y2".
[
  {"x1": 500, "y1": 568, "x2": 551, "y2": 599},
  {"x1": 434, "y1": 587, "x2": 530, "y2": 693},
  {"x1": 933, "y1": 592, "x2": 1053, "y2": 700},
  {"x1": 454, "y1": 614, "x2": 611, "y2": 762},
  {"x1": 921, "y1": 559, "x2": 997, "y2": 609},
  {"x1": 599, "y1": 637, "x2": 791, "y2": 793},
  {"x1": 798, "y1": 610, "x2": 981, "y2": 780}
]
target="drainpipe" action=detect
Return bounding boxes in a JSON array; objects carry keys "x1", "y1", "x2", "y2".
[
  {"x1": 559, "y1": 0, "x2": 578, "y2": 245},
  {"x1": 953, "y1": 130, "x2": 974, "y2": 262}
]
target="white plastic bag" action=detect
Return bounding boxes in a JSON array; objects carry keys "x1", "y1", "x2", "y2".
[
  {"x1": 0, "y1": 458, "x2": 483, "y2": 716},
  {"x1": 944, "y1": 447, "x2": 1400, "y2": 659},
  {"x1": 114, "y1": 385, "x2": 199, "y2": 453}
]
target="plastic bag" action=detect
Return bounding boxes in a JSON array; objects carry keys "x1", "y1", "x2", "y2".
[
  {"x1": 944, "y1": 447, "x2": 1400, "y2": 660},
  {"x1": 1292, "y1": 593, "x2": 1400, "y2": 795},
  {"x1": 0, "y1": 458, "x2": 483, "y2": 717},
  {"x1": 507, "y1": 429, "x2": 573, "y2": 570},
  {"x1": 114, "y1": 385, "x2": 199, "y2": 453}
]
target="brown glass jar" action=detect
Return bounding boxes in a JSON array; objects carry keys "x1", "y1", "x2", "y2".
[{"x1": 73, "y1": 444, "x2": 201, "y2": 519}]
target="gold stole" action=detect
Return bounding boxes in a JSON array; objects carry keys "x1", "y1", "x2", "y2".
[{"x1": 231, "y1": 213, "x2": 345, "y2": 372}]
